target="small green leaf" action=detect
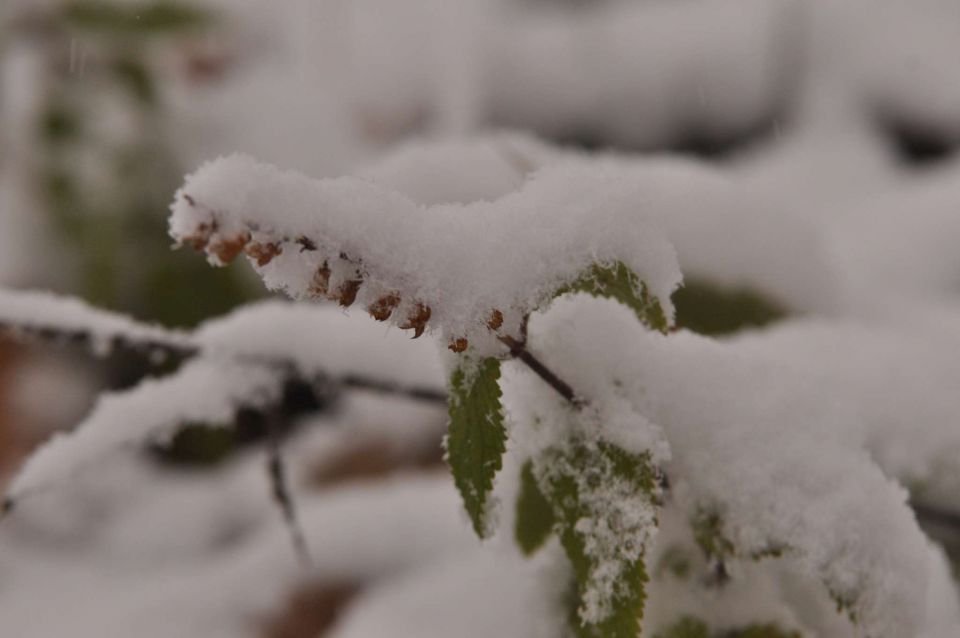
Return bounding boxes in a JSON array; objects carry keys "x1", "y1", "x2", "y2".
[
  {"x1": 691, "y1": 508, "x2": 735, "y2": 563},
  {"x1": 655, "y1": 617, "x2": 801, "y2": 638},
  {"x1": 555, "y1": 261, "x2": 669, "y2": 333},
  {"x1": 655, "y1": 616, "x2": 710, "y2": 638},
  {"x1": 655, "y1": 545, "x2": 694, "y2": 580},
  {"x1": 726, "y1": 624, "x2": 802, "y2": 638},
  {"x1": 515, "y1": 460, "x2": 555, "y2": 555},
  {"x1": 538, "y1": 440, "x2": 658, "y2": 638},
  {"x1": 672, "y1": 279, "x2": 785, "y2": 336},
  {"x1": 446, "y1": 357, "x2": 506, "y2": 538}
]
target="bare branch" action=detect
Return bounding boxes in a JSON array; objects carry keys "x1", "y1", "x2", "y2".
[{"x1": 266, "y1": 409, "x2": 313, "y2": 568}]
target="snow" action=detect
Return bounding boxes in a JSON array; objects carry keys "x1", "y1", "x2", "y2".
[
  {"x1": 728, "y1": 317, "x2": 960, "y2": 512},
  {"x1": 4, "y1": 297, "x2": 448, "y2": 506},
  {"x1": 499, "y1": 296, "x2": 960, "y2": 637},
  {"x1": 5, "y1": 359, "x2": 281, "y2": 504},
  {"x1": 170, "y1": 152, "x2": 681, "y2": 354}
]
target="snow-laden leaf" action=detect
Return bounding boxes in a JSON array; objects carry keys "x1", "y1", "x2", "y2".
[
  {"x1": 555, "y1": 261, "x2": 669, "y2": 333},
  {"x1": 446, "y1": 358, "x2": 506, "y2": 538},
  {"x1": 535, "y1": 439, "x2": 659, "y2": 638},
  {"x1": 514, "y1": 459, "x2": 555, "y2": 555}
]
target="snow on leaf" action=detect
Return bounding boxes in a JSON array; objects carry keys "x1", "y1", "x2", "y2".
[
  {"x1": 535, "y1": 439, "x2": 658, "y2": 638},
  {"x1": 446, "y1": 357, "x2": 507, "y2": 538}
]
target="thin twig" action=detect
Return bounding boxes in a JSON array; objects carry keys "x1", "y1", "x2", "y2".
[
  {"x1": 498, "y1": 334, "x2": 584, "y2": 408},
  {"x1": 266, "y1": 409, "x2": 313, "y2": 568}
]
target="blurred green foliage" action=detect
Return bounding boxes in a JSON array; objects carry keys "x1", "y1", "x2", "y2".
[
  {"x1": 62, "y1": 1, "x2": 211, "y2": 35},
  {"x1": 673, "y1": 280, "x2": 786, "y2": 336},
  {"x1": 29, "y1": 0, "x2": 252, "y2": 327}
]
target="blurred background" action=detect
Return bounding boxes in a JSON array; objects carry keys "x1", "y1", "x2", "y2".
[{"x1": 3, "y1": 1, "x2": 960, "y2": 636}]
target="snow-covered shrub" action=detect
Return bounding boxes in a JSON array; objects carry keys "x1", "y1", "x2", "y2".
[
  {"x1": 4, "y1": 131, "x2": 960, "y2": 637},
  {"x1": 10, "y1": 132, "x2": 960, "y2": 638}
]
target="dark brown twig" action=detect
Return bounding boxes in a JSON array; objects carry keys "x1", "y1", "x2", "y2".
[
  {"x1": 497, "y1": 334, "x2": 584, "y2": 408},
  {"x1": 266, "y1": 409, "x2": 313, "y2": 567}
]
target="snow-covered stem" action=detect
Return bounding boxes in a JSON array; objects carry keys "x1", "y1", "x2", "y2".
[{"x1": 0, "y1": 290, "x2": 446, "y2": 405}]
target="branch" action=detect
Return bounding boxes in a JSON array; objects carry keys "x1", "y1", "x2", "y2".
[
  {"x1": 498, "y1": 334, "x2": 583, "y2": 408},
  {"x1": 0, "y1": 288, "x2": 193, "y2": 358}
]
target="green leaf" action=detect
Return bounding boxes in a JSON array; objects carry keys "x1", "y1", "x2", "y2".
[
  {"x1": 515, "y1": 460, "x2": 555, "y2": 555},
  {"x1": 655, "y1": 545, "x2": 694, "y2": 580},
  {"x1": 655, "y1": 617, "x2": 801, "y2": 638},
  {"x1": 446, "y1": 357, "x2": 507, "y2": 538},
  {"x1": 691, "y1": 508, "x2": 735, "y2": 563},
  {"x1": 725, "y1": 625, "x2": 802, "y2": 638},
  {"x1": 538, "y1": 440, "x2": 658, "y2": 638},
  {"x1": 555, "y1": 261, "x2": 669, "y2": 333},
  {"x1": 655, "y1": 616, "x2": 710, "y2": 638},
  {"x1": 672, "y1": 279, "x2": 785, "y2": 336}
]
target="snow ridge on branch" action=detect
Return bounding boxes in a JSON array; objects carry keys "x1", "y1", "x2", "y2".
[{"x1": 168, "y1": 153, "x2": 681, "y2": 355}]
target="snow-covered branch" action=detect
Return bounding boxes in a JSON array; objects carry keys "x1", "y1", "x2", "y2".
[
  {"x1": 169, "y1": 153, "x2": 681, "y2": 355},
  {"x1": 0, "y1": 288, "x2": 194, "y2": 358},
  {"x1": 0, "y1": 289, "x2": 446, "y2": 404}
]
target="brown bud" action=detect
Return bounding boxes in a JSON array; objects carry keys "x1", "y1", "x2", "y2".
[
  {"x1": 368, "y1": 292, "x2": 401, "y2": 321},
  {"x1": 244, "y1": 241, "x2": 282, "y2": 266},
  {"x1": 296, "y1": 236, "x2": 317, "y2": 252},
  {"x1": 448, "y1": 337, "x2": 469, "y2": 353},
  {"x1": 183, "y1": 221, "x2": 216, "y2": 251},
  {"x1": 209, "y1": 232, "x2": 251, "y2": 263},
  {"x1": 308, "y1": 262, "x2": 331, "y2": 298},
  {"x1": 400, "y1": 303, "x2": 432, "y2": 338},
  {"x1": 487, "y1": 309, "x2": 504, "y2": 331},
  {"x1": 335, "y1": 279, "x2": 363, "y2": 307}
]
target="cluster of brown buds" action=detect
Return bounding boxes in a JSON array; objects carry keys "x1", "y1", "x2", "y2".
[{"x1": 178, "y1": 195, "x2": 514, "y2": 351}]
